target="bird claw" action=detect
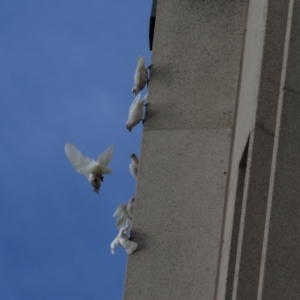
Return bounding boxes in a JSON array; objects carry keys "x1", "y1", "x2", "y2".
[{"x1": 147, "y1": 64, "x2": 153, "y2": 70}]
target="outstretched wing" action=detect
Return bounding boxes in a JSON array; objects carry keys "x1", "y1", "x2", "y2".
[
  {"x1": 65, "y1": 142, "x2": 98, "y2": 177},
  {"x1": 97, "y1": 145, "x2": 114, "y2": 166}
]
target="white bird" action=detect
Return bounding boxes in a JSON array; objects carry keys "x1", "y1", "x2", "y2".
[
  {"x1": 113, "y1": 197, "x2": 135, "y2": 230},
  {"x1": 127, "y1": 196, "x2": 134, "y2": 217},
  {"x1": 129, "y1": 154, "x2": 139, "y2": 179},
  {"x1": 110, "y1": 225, "x2": 138, "y2": 255},
  {"x1": 64, "y1": 142, "x2": 113, "y2": 194},
  {"x1": 126, "y1": 93, "x2": 148, "y2": 132},
  {"x1": 132, "y1": 56, "x2": 151, "y2": 94}
]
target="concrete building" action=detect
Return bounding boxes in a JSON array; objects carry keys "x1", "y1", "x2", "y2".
[{"x1": 124, "y1": 1, "x2": 300, "y2": 299}]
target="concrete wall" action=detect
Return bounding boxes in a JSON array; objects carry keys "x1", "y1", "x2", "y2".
[
  {"x1": 217, "y1": 0, "x2": 269, "y2": 296},
  {"x1": 123, "y1": 0, "x2": 300, "y2": 299},
  {"x1": 123, "y1": 1, "x2": 248, "y2": 299},
  {"x1": 227, "y1": 1, "x2": 289, "y2": 299}
]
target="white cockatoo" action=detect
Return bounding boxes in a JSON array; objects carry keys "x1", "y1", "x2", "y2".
[
  {"x1": 113, "y1": 197, "x2": 134, "y2": 230},
  {"x1": 126, "y1": 93, "x2": 148, "y2": 132},
  {"x1": 132, "y1": 56, "x2": 152, "y2": 94},
  {"x1": 110, "y1": 225, "x2": 138, "y2": 255},
  {"x1": 64, "y1": 142, "x2": 113, "y2": 194},
  {"x1": 127, "y1": 196, "x2": 134, "y2": 217},
  {"x1": 129, "y1": 154, "x2": 139, "y2": 179}
]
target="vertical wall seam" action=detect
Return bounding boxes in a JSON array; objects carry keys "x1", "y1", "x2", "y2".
[{"x1": 213, "y1": 0, "x2": 251, "y2": 299}]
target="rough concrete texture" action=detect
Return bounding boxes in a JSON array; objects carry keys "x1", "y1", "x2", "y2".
[
  {"x1": 146, "y1": 0, "x2": 247, "y2": 131},
  {"x1": 258, "y1": 2, "x2": 300, "y2": 298},
  {"x1": 151, "y1": 1, "x2": 246, "y2": 73},
  {"x1": 147, "y1": 69, "x2": 235, "y2": 130},
  {"x1": 124, "y1": 129, "x2": 231, "y2": 300},
  {"x1": 123, "y1": 0, "x2": 248, "y2": 299}
]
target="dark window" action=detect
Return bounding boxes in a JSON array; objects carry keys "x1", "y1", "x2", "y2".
[{"x1": 149, "y1": 0, "x2": 157, "y2": 51}]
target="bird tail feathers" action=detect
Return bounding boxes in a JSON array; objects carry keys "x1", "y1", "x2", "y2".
[
  {"x1": 90, "y1": 165, "x2": 112, "y2": 175},
  {"x1": 137, "y1": 56, "x2": 145, "y2": 69},
  {"x1": 101, "y1": 166, "x2": 112, "y2": 174}
]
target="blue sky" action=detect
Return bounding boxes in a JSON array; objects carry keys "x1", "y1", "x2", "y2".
[{"x1": 0, "y1": 1, "x2": 151, "y2": 299}]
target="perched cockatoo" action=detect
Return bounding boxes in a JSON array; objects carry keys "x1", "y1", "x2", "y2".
[
  {"x1": 113, "y1": 197, "x2": 134, "y2": 230},
  {"x1": 64, "y1": 142, "x2": 113, "y2": 194},
  {"x1": 127, "y1": 196, "x2": 134, "y2": 217},
  {"x1": 129, "y1": 154, "x2": 139, "y2": 179},
  {"x1": 126, "y1": 93, "x2": 148, "y2": 132},
  {"x1": 132, "y1": 56, "x2": 152, "y2": 94},
  {"x1": 110, "y1": 225, "x2": 138, "y2": 255}
]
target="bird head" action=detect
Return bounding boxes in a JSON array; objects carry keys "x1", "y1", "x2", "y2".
[
  {"x1": 131, "y1": 87, "x2": 138, "y2": 94},
  {"x1": 126, "y1": 123, "x2": 133, "y2": 132},
  {"x1": 91, "y1": 176, "x2": 101, "y2": 194},
  {"x1": 130, "y1": 154, "x2": 139, "y2": 163}
]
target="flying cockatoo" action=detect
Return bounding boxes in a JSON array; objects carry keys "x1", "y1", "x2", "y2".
[
  {"x1": 110, "y1": 225, "x2": 138, "y2": 255},
  {"x1": 64, "y1": 142, "x2": 113, "y2": 194},
  {"x1": 129, "y1": 154, "x2": 139, "y2": 179},
  {"x1": 126, "y1": 93, "x2": 148, "y2": 132},
  {"x1": 113, "y1": 197, "x2": 135, "y2": 230},
  {"x1": 132, "y1": 56, "x2": 152, "y2": 94}
]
